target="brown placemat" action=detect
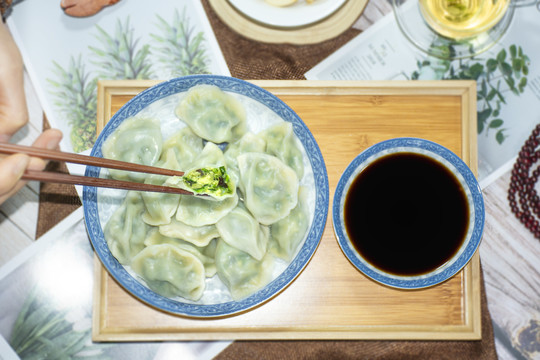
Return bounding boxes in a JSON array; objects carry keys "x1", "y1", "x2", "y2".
[
  {"x1": 36, "y1": 1, "x2": 498, "y2": 358},
  {"x1": 214, "y1": 271, "x2": 495, "y2": 360},
  {"x1": 201, "y1": 0, "x2": 360, "y2": 80},
  {"x1": 36, "y1": 116, "x2": 81, "y2": 238},
  {"x1": 200, "y1": 1, "x2": 497, "y2": 358}
]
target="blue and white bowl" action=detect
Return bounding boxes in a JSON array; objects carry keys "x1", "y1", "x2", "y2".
[
  {"x1": 332, "y1": 137, "x2": 484, "y2": 289},
  {"x1": 83, "y1": 75, "x2": 329, "y2": 317}
]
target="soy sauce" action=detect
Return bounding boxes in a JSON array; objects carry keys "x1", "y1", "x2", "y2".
[{"x1": 344, "y1": 152, "x2": 469, "y2": 276}]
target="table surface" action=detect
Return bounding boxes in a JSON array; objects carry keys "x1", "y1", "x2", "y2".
[{"x1": 0, "y1": 0, "x2": 538, "y2": 359}]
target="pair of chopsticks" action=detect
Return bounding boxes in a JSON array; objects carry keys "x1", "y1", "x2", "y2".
[{"x1": 0, "y1": 143, "x2": 195, "y2": 195}]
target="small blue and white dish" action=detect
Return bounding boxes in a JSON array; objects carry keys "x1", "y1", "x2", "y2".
[
  {"x1": 83, "y1": 75, "x2": 329, "y2": 317},
  {"x1": 333, "y1": 137, "x2": 484, "y2": 289}
]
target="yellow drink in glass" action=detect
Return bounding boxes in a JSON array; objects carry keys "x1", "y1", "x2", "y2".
[{"x1": 419, "y1": 0, "x2": 511, "y2": 39}]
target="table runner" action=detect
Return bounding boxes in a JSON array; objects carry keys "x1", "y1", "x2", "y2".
[{"x1": 36, "y1": 1, "x2": 498, "y2": 358}]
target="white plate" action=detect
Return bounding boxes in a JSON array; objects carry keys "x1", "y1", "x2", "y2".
[{"x1": 228, "y1": 0, "x2": 347, "y2": 28}]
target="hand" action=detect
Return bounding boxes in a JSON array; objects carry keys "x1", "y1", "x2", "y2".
[{"x1": 0, "y1": 22, "x2": 63, "y2": 205}]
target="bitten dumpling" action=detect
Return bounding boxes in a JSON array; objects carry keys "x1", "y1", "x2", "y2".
[
  {"x1": 102, "y1": 116, "x2": 162, "y2": 182},
  {"x1": 175, "y1": 84, "x2": 247, "y2": 143},
  {"x1": 215, "y1": 239, "x2": 275, "y2": 300},
  {"x1": 131, "y1": 244, "x2": 206, "y2": 301},
  {"x1": 165, "y1": 142, "x2": 236, "y2": 200},
  {"x1": 237, "y1": 152, "x2": 299, "y2": 225},
  {"x1": 104, "y1": 191, "x2": 150, "y2": 265},
  {"x1": 216, "y1": 204, "x2": 269, "y2": 261}
]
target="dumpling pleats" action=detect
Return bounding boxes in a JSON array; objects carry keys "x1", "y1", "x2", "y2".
[
  {"x1": 237, "y1": 152, "x2": 299, "y2": 225},
  {"x1": 131, "y1": 244, "x2": 206, "y2": 301}
]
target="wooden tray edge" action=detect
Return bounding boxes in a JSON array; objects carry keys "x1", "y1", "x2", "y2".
[{"x1": 92, "y1": 80, "x2": 482, "y2": 341}]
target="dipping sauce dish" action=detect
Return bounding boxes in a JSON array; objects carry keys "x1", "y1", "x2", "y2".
[{"x1": 333, "y1": 137, "x2": 485, "y2": 289}]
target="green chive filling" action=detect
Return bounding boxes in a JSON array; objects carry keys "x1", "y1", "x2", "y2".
[{"x1": 182, "y1": 166, "x2": 233, "y2": 197}]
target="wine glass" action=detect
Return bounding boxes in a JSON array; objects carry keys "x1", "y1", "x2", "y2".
[{"x1": 392, "y1": 0, "x2": 516, "y2": 60}]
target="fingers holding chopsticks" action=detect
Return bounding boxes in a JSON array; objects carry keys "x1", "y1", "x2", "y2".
[{"x1": 0, "y1": 129, "x2": 63, "y2": 205}]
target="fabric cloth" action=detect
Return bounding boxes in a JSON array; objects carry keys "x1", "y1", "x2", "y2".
[
  {"x1": 0, "y1": 0, "x2": 13, "y2": 20},
  {"x1": 35, "y1": 1, "x2": 498, "y2": 358}
]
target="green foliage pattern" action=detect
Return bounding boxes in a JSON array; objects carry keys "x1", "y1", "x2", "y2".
[
  {"x1": 47, "y1": 7, "x2": 211, "y2": 152},
  {"x1": 47, "y1": 56, "x2": 97, "y2": 153},
  {"x1": 9, "y1": 287, "x2": 110, "y2": 359},
  {"x1": 411, "y1": 44, "x2": 530, "y2": 144},
  {"x1": 151, "y1": 9, "x2": 210, "y2": 77}
]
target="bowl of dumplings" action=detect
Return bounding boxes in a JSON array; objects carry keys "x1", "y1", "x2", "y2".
[{"x1": 83, "y1": 75, "x2": 329, "y2": 317}]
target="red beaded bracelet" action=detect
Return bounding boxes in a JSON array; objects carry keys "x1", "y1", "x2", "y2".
[{"x1": 508, "y1": 123, "x2": 540, "y2": 239}]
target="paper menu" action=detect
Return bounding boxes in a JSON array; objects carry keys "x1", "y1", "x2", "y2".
[
  {"x1": 7, "y1": 0, "x2": 230, "y2": 158},
  {"x1": 306, "y1": 1, "x2": 540, "y2": 186},
  {"x1": 0, "y1": 208, "x2": 230, "y2": 360}
]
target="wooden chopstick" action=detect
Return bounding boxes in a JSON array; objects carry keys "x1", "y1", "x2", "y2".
[
  {"x1": 22, "y1": 170, "x2": 194, "y2": 195},
  {"x1": 0, "y1": 143, "x2": 194, "y2": 195},
  {"x1": 0, "y1": 143, "x2": 185, "y2": 177}
]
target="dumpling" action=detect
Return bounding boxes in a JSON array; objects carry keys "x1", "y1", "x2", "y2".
[
  {"x1": 237, "y1": 152, "x2": 299, "y2": 225},
  {"x1": 141, "y1": 149, "x2": 181, "y2": 226},
  {"x1": 191, "y1": 142, "x2": 227, "y2": 169},
  {"x1": 104, "y1": 191, "x2": 150, "y2": 265},
  {"x1": 269, "y1": 186, "x2": 310, "y2": 261},
  {"x1": 164, "y1": 141, "x2": 236, "y2": 200},
  {"x1": 224, "y1": 132, "x2": 266, "y2": 187},
  {"x1": 176, "y1": 193, "x2": 238, "y2": 227},
  {"x1": 158, "y1": 218, "x2": 219, "y2": 247},
  {"x1": 161, "y1": 127, "x2": 204, "y2": 171},
  {"x1": 102, "y1": 116, "x2": 162, "y2": 182},
  {"x1": 214, "y1": 239, "x2": 275, "y2": 300},
  {"x1": 216, "y1": 204, "x2": 269, "y2": 261},
  {"x1": 144, "y1": 228, "x2": 217, "y2": 277},
  {"x1": 165, "y1": 142, "x2": 236, "y2": 200},
  {"x1": 259, "y1": 122, "x2": 304, "y2": 179},
  {"x1": 175, "y1": 84, "x2": 247, "y2": 143},
  {"x1": 131, "y1": 244, "x2": 205, "y2": 301}
]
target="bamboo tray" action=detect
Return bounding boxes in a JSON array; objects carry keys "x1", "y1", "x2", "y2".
[
  {"x1": 207, "y1": 0, "x2": 368, "y2": 45},
  {"x1": 93, "y1": 79, "x2": 481, "y2": 341}
]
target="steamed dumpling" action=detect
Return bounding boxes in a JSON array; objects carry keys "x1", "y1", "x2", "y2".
[
  {"x1": 215, "y1": 239, "x2": 275, "y2": 300},
  {"x1": 176, "y1": 193, "x2": 239, "y2": 227},
  {"x1": 104, "y1": 191, "x2": 150, "y2": 265},
  {"x1": 216, "y1": 204, "x2": 269, "y2": 261},
  {"x1": 269, "y1": 186, "x2": 310, "y2": 261},
  {"x1": 160, "y1": 127, "x2": 204, "y2": 171},
  {"x1": 102, "y1": 116, "x2": 162, "y2": 182},
  {"x1": 175, "y1": 84, "x2": 247, "y2": 143},
  {"x1": 237, "y1": 152, "x2": 299, "y2": 225},
  {"x1": 224, "y1": 132, "x2": 266, "y2": 187},
  {"x1": 144, "y1": 228, "x2": 217, "y2": 277},
  {"x1": 131, "y1": 244, "x2": 206, "y2": 300},
  {"x1": 141, "y1": 149, "x2": 181, "y2": 226},
  {"x1": 259, "y1": 122, "x2": 304, "y2": 179},
  {"x1": 158, "y1": 218, "x2": 219, "y2": 247}
]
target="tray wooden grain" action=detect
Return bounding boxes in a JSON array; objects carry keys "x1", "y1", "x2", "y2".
[
  {"x1": 93, "y1": 80, "x2": 481, "y2": 341},
  {"x1": 207, "y1": 0, "x2": 368, "y2": 45}
]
